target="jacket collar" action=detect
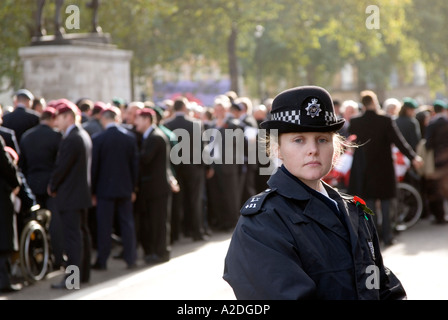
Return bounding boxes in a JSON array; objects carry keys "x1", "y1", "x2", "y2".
[
  {"x1": 324, "y1": 183, "x2": 360, "y2": 251},
  {"x1": 267, "y1": 166, "x2": 311, "y2": 201},
  {"x1": 268, "y1": 166, "x2": 357, "y2": 246},
  {"x1": 64, "y1": 123, "x2": 78, "y2": 138}
]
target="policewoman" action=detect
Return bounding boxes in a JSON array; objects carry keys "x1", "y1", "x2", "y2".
[{"x1": 223, "y1": 86, "x2": 406, "y2": 300}]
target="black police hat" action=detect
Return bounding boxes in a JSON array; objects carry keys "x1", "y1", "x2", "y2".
[{"x1": 260, "y1": 85, "x2": 345, "y2": 133}]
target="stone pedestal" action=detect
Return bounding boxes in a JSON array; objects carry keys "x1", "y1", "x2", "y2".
[{"x1": 19, "y1": 34, "x2": 133, "y2": 103}]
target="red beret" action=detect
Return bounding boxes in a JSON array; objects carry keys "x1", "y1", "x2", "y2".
[
  {"x1": 100, "y1": 105, "x2": 118, "y2": 115},
  {"x1": 136, "y1": 107, "x2": 156, "y2": 118},
  {"x1": 93, "y1": 101, "x2": 107, "y2": 111},
  {"x1": 46, "y1": 100, "x2": 58, "y2": 108},
  {"x1": 42, "y1": 106, "x2": 57, "y2": 118},
  {"x1": 54, "y1": 99, "x2": 81, "y2": 116}
]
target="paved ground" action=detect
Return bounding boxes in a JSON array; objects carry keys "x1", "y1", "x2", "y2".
[
  {"x1": 1, "y1": 230, "x2": 236, "y2": 300},
  {"x1": 380, "y1": 218, "x2": 448, "y2": 300},
  {"x1": 1, "y1": 217, "x2": 447, "y2": 300}
]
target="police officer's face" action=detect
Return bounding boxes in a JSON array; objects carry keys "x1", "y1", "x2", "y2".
[{"x1": 278, "y1": 132, "x2": 334, "y2": 190}]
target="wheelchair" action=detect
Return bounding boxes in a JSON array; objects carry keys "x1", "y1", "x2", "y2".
[
  {"x1": 17, "y1": 205, "x2": 53, "y2": 284},
  {"x1": 9, "y1": 175, "x2": 55, "y2": 285},
  {"x1": 394, "y1": 169, "x2": 423, "y2": 231}
]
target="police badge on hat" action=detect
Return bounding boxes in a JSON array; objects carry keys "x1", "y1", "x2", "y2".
[
  {"x1": 260, "y1": 85, "x2": 345, "y2": 133},
  {"x1": 305, "y1": 98, "x2": 322, "y2": 118}
]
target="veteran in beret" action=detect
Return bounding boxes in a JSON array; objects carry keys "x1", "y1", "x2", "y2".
[{"x1": 48, "y1": 99, "x2": 93, "y2": 289}]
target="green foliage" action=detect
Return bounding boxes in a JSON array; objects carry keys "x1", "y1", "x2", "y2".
[{"x1": 0, "y1": 0, "x2": 447, "y2": 99}]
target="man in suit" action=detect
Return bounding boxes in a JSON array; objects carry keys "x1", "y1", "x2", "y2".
[
  {"x1": 82, "y1": 101, "x2": 106, "y2": 137},
  {"x1": 0, "y1": 137, "x2": 22, "y2": 293},
  {"x1": 19, "y1": 107, "x2": 62, "y2": 208},
  {"x1": 2, "y1": 89, "x2": 40, "y2": 143},
  {"x1": 134, "y1": 108, "x2": 178, "y2": 265},
  {"x1": 0, "y1": 107, "x2": 20, "y2": 156},
  {"x1": 234, "y1": 97, "x2": 259, "y2": 207},
  {"x1": 122, "y1": 101, "x2": 144, "y2": 148},
  {"x1": 48, "y1": 99, "x2": 93, "y2": 288},
  {"x1": 395, "y1": 97, "x2": 422, "y2": 151},
  {"x1": 164, "y1": 97, "x2": 209, "y2": 242},
  {"x1": 205, "y1": 95, "x2": 244, "y2": 231},
  {"x1": 348, "y1": 90, "x2": 423, "y2": 246},
  {"x1": 91, "y1": 108, "x2": 138, "y2": 270},
  {"x1": 18, "y1": 107, "x2": 65, "y2": 269}
]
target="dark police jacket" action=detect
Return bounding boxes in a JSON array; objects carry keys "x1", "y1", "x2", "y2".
[{"x1": 223, "y1": 166, "x2": 406, "y2": 300}]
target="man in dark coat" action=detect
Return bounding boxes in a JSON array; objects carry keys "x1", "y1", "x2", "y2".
[
  {"x1": 348, "y1": 90, "x2": 422, "y2": 246},
  {"x1": 82, "y1": 101, "x2": 106, "y2": 137},
  {"x1": 395, "y1": 97, "x2": 421, "y2": 151},
  {"x1": 164, "y1": 97, "x2": 208, "y2": 241},
  {"x1": 48, "y1": 100, "x2": 93, "y2": 288},
  {"x1": 0, "y1": 106, "x2": 20, "y2": 155},
  {"x1": 205, "y1": 95, "x2": 244, "y2": 231},
  {"x1": 134, "y1": 108, "x2": 178, "y2": 265},
  {"x1": 234, "y1": 97, "x2": 259, "y2": 206},
  {"x1": 424, "y1": 99, "x2": 448, "y2": 224},
  {"x1": 91, "y1": 108, "x2": 138, "y2": 270},
  {"x1": 19, "y1": 107, "x2": 65, "y2": 268},
  {"x1": 0, "y1": 137, "x2": 22, "y2": 292},
  {"x1": 2, "y1": 89, "x2": 40, "y2": 143},
  {"x1": 19, "y1": 107, "x2": 62, "y2": 207}
]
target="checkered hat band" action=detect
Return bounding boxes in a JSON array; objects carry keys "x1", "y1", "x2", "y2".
[
  {"x1": 324, "y1": 111, "x2": 337, "y2": 124},
  {"x1": 271, "y1": 110, "x2": 338, "y2": 125},
  {"x1": 271, "y1": 110, "x2": 301, "y2": 124}
]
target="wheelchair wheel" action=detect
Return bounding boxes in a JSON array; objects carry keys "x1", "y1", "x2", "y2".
[
  {"x1": 395, "y1": 182, "x2": 423, "y2": 231},
  {"x1": 19, "y1": 220, "x2": 50, "y2": 283}
]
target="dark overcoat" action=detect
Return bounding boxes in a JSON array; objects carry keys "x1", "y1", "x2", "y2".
[
  {"x1": 0, "y1": 137, "x2": 20, "y2": 252},
  {"x1": 348, "y1": 110, "x2": 416, "y2": 199},
  {"x1": 19, "y1": 124, "x2": 62, "y2": 197},
  {"x1": 223, "y1": 167, "x2": 406, "y2": 300},
  {"x1": 91, "y1": 125, "x2": 138, "y2": 199},
  {"x1": 2, "y1": 106, "x2": 40, "y2": 143},
  {"x1": 49, "y1": 125, "x2": 92, "y2": 211}
]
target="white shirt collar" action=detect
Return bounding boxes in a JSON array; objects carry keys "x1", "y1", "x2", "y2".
[{"x1": 143, "y1": 125, "x2": 155, "y2": 140}]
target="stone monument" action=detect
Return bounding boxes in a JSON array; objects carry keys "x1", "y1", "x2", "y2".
[{"x1": 19, "y1": 0, "x2": 133, "y2": 103}]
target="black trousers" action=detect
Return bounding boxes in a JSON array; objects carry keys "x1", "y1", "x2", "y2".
[
  {"x1": 0, "y1": 253, "x2": 11, "y2": 289},
  {"x1": 59, "y1": 208, "x2": 91, "y2": 283},
  {"x1": 95, "y1": 197, "x2": 137, "y2": 267},
  {"x1": 426, "y1": 177, "x2": 447, "y2": 222},
  {"x1": 136, "y1": 194, "x2": 171, "y2": 259},
  {"x1": 176, "y1": 165, "x2": 205, "y2": 240},
  {"x1": 206, "y1": 164, "x2": 240, "y2": 230}
]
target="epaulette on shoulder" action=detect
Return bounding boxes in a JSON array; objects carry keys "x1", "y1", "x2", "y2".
[{"x1": 240, "y1": 188, "x2": 277, "y2": 216}]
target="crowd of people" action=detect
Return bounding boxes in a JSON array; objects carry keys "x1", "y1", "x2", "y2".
[
  {"x1": 0, "y1": 88, "x2": 271, "y2": 292},
  {"x1": 328, "y1": 91, "x2": 448, "y2": 246},
  {"x1": 0, "y1": 85, "x2": 447, "y2": 293}
]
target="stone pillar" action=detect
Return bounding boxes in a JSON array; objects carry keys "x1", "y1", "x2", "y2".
[{"x1": 18, "y1": 34, "x2": 133, "y2": 103}]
